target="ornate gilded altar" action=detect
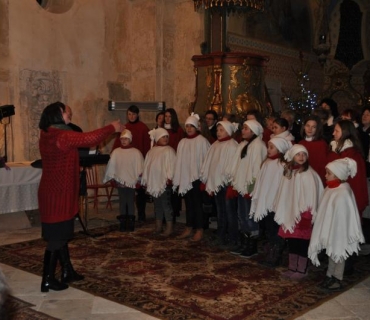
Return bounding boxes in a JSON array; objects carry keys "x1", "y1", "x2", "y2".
[{"x1": 190, "y1": 52, "x2": 270, "y2": 118}]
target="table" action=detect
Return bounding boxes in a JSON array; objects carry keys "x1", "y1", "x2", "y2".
[{"x1": 0, "y1": 162, "x2": 42, "y2": 214}]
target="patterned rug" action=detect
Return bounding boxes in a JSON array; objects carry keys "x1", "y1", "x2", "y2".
[
  {"x1": 2, "y1": 295, "x2": 60, "y2": 320},
  {"x1": 0, "y1": 221, "x2": 370, "y2": 320}
]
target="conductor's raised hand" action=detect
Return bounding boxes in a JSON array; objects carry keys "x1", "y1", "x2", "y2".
[{"x1": 111, "y1": 119, "x2": 125, "y2": 133}]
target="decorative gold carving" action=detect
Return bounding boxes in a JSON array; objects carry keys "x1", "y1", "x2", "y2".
[
  {"x1": 235, "y1": 92, "x2": 264, "y2": 116},
  {"x1": 205, "y1": 66, "x2": 213, "y2": 110},
  {"x1": 211, "y1": 65, "x2": 223, "y2": 114},
  {"x1": 193, "y1": 0, "x2": 265, "y2": 12},
  {"x1": 322, "y1": 61, "x2": 362, "y2": 106},
  {"x1": 226, "y1": 65, "x2": 243, "y2": 114}
]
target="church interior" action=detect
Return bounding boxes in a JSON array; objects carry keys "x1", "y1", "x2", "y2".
[{"x1": 1, "y1": 0, "x2": 370, "y2": 319}]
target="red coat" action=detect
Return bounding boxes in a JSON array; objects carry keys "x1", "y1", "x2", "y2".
[
  {"x1": 262, "y1": 127, "x2": 273, "y2": 146},
  {"x1": 38, "y1": 125, "x2": 115, "y2": 223},
  {"x1": 278, "y1": 210, "x2": 313, "y2": 240},
  {"x1": 168, "y1": 126, "x2": 184, "y2": 151},
  {"x1": 299, "y1": 139, "x2": 328, "y2": 184},
  {"x1": 112, "y1": 121, "x2": 150, "y2": 156},
  {"x1": 327, "y1": 147, "x2": 369, "y2": 213}
]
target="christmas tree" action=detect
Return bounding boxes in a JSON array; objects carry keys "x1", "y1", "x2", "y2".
[{"x1": 282, "y1": 52, "x2": 317, "y2": 124}]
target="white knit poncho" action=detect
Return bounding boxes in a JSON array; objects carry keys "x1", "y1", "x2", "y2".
[
  {"x1": 173, "y1": 135, "x2": 210, "y2": 195},
  {"x1": 229, "y1": 138, "x2": 267, "y2": 196},
  {"x1": 273, "y1": 167, "x2": 324, "y2": 233},
  {"x1": 200, "y1": 138, "x2": 238, "y2": 194},
  {"x1": 141, "y1": 145, "x2": 176, "y2": 197},
  {"x1": 250, "y1": 158, "x2": 285, "y2": 221},
  {"x1": 103, "y1": 147, "x2": 144, "y2": 188},
  {"x1": 308, "y1": 183, "x2": 365, "y2": 266}
]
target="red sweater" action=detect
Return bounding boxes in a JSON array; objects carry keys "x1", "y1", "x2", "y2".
[
  {"x1": 327, "y1": 147, "x2": 369, "y2": 214},
  {"x1": 112, "y1": 120, "x2": 150, "y2": 156},
  {"x1": 38, "y1": 125, "x2": 115, "y2": 223},
  {"x1": 299, "y1": 139, "x2": 328, "y2": 184},
  {"x1": 168, "y1": 126, "x2": 184, "y2": 151}
]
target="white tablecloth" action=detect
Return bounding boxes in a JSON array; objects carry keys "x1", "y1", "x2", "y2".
[{"x1": 0, "y1": 162, "x2": 42, "y2": 214}]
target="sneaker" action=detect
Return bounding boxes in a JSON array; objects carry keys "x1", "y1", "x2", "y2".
[
  {"x1": 229, "y1": 245, "x2": 243, "y2": 255},
  {"x1": 325, "y1": 277, "x2": 343, "y2": 291},
  {"x1": 240, "y1": 247, "x2": 258, "y2": 258}
]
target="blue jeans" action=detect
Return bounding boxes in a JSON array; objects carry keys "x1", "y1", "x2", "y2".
[
  {"x1": 215, "y1": 187, "x2": 238, "y2": 243},
  {"x1": 238, "y1": 195, "x2": 259, "y2": 236}
]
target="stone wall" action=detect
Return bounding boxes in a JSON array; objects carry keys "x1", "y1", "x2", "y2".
[{"x1": 0, "y1": 0, "x2": 202, "y2": 161}]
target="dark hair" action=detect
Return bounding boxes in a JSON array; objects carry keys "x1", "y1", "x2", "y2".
[
  {"x1": 334, "y1": 120, "x2": 363, "y2": 155},
  {"x1": 341, "y1": 108, "x2": 360, "y2": 123},
  {"x1": 199, "y1": 117, "x2": 213, "y2": 141},
  {"x1": 205, "y1": 110, "x2": 218, "y2": 121},
  {"x1": 361, "y1": 105, "x2": 370, "y2": 116},
  {"x1": 300, "y1": 115, "x2": 323, "y2": 141},
  {"x1": 273, "y1": 118, "x2": 289, "y2": 130},
  {"x1": 320, "y1": 98, "x2": 339, "y2": 118},
  {"x1": 165, "y1": 108, "x2": 180, "y2": 132},
  {"x1": 240, "y1": 134, "x2": 257, "y2": 159},
  {"x1": 39, "y1": 101, "x2": 66, "y2": 132},
  {"x1": 155, "y1": 111, "x2": 165, "y2": 122},
  {"x1": 313, "y1": 107, "x2": 330, "y2": 122},
  {"x1": 127, "y1": 105, "x2": 139, "y2": 114},
  {"x1": 246, "y1": 109, "x2": 265, "y2": 127}
]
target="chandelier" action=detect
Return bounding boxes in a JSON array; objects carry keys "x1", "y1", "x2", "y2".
[{"x1": 193, "y1": 0, "x2": 265, "y2": 14}]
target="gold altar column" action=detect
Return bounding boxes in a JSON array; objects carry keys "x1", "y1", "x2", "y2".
[{"x1": 190, "y1": 52, "x2": 269, "y2": 117}]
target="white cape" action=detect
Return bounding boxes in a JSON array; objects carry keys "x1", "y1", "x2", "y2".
[
  {"x1": 173, "y1": 135, "x2": 210, "y2": 195},
  {"x1": 273, "y1": 167, "x2": 324, "y2": 233},
  {"x1": 250, "y1": 158, "x2": 284, "y2": 221},
  {"x1": 230, "y1": 138, "x2": 267, "y2": 196},
  {"x1": 103, "y1": 147, "x2": 144, "y2": 188},
  {"x1": 200, "y1": 139, "x2": 238, "y2": 194},
  {"x1": 308, "y1": 183, "x2": 365, "y2": 266},
  {"x1": 141, "y1": 145, "x2": 176, "y2": 197}
]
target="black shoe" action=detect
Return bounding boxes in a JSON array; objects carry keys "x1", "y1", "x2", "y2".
[
  {"x1": 318, "y1": 276, "x2": 333, "y2": 288},
  {"x1": 321, "y1": 276, "x2": 342, "y2": 291},
  {"x1": 240, "y1": 236, "x2": 258, "y2": 258}
]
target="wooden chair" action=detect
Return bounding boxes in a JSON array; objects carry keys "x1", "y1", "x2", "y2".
[{"x1": 85, "y1": 164, "x2": 112, "y2": 213}]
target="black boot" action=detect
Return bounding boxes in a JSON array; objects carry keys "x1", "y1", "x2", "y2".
[
  {"x1": 59, "y1": 244, "x2": 84, "y2": 284},
  {"x1": 116, "y1": 215, "x2": 128, "y2": 232},
  {"x1": 240, "y1": 235, "x2": 258, "y2": 258},
  {"x1": 230, "y1": 232, "x2": 246, "y2": 255},
  {"x1": 41, "y1": 250, "x2": 68, "y2": 292},
  {"x1": 128, "y1": 215, "x2": 135, "y2": 232}
]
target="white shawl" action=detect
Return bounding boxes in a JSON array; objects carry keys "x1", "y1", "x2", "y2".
[
  {"x1": 308, "y1": 183, "x2": 365, "y2": 266},
  {"x1": 103, "y1": 147, "x2": 144, "y2": 188},
  {"x1": 273, "y1": 167, "x2": 324, "y2": 233},
  {"x1": 270, "y1": 130, "x2": 295, "y2": 144},
  {"x1": 330, "y1": 139, "x2": 353, "y2": 152},
  {"x1": 230, "y1": 138, "x2": 267, "y2": 195},
  {"x1": 141, "y1": 145, "x2": 176, "y2": 197},
  {"x1": 250, "y1": 158, "x2": 285, "y2": 221},
  {"x1": 200, "y1": 139, "x2": 238, "y2": 194},
  {"x1": 173, "y1": 135, "x2": 210, "y2": 195}
]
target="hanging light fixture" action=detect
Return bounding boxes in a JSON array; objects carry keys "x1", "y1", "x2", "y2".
[{"x1": 193, "y1": 0, "x2": 265, "y2": 14}]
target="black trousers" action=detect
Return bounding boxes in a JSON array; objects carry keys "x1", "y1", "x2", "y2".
[{"x1": 184, "y1": 180, "x2": 204, "y2": 229}]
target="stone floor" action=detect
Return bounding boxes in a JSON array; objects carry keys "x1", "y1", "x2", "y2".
[{"x1": 1, "y1": 201, "x2": 370, "y2": 320}]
